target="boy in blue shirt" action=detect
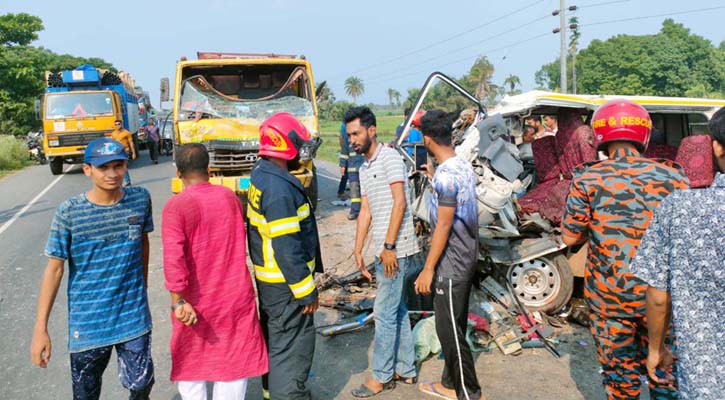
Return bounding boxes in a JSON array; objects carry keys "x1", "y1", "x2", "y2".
[{"x1": 30, "y1": 138, "x2": 155, "y2": 400}]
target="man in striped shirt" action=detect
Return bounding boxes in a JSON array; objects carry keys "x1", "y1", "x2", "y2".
[
  {"x1": 347, "y1": 106, "x2": 419, "y2": 397},
  {"x1": 30, "y1": 138, "x2": 155, "y2": 400}
]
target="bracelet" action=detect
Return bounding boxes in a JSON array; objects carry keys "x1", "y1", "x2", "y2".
[{"x1": 171, "y1": 299, "x2": 186, "y2": 311}]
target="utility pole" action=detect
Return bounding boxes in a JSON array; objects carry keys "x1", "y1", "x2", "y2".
[{"x1": 559, "y1": 0, "x2": 567, "y2": 94}]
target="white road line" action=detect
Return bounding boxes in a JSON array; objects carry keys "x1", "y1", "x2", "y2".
[
  {"x1": 0, "y1": 165, "x2": 75, "y2": 236},
  {"x1": 317, "y1": 172, "x2": 340, "y2": 182}
]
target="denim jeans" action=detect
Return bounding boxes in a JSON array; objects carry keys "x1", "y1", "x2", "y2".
[{"x1": 372, "y1": 255, "x2": 416, "y2": 383}]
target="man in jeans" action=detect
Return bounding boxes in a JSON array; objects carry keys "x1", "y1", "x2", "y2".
[
  {"x1": 347, "y1": 106, "x2": 419, "y2": 397},
  {"x1": 143, "y1": 119, "x2": 160, "y2": 164}
]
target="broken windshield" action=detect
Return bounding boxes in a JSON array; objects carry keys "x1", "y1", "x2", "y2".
[{"x1": 177, "y1": 75, "x2": 314, "y2": 122}]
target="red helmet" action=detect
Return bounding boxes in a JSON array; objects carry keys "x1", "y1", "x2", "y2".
[
  {"x1": 411, "y1": 110, "x2": 426, "y2": 128},
  {"x1": 591, "y1": 99, "x2": 651, "y2": 152},
  {"x1": 259, "y1": 112, "x2": 310, "y2": 160}
]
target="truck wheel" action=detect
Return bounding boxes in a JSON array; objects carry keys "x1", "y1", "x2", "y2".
[
  {"x1": 50, "y1": 157, "x2": 63, "y2": 175},
  {"x1": 507, "y1": 253, "x2": 573, "y2": 314},
  {"x1": 306, "y1": 165, "x2": 319, "y2": 212}
]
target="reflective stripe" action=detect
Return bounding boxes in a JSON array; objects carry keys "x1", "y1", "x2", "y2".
[
  {"x1": 268, "y1": 216, "x2": 301, "y2": 238},
  {"x1": 297, "y1": 203, "x2": 310, "y2": 220},
  {"x1": 254, "y1": 265, "x2": 286, "y2": 283},
  {"x1": 339, "y1": 154, "x2": 349, "y2": 159},
  {"x1": 307, "y1": 259, "x2": 315, "y2": 272},
  {"x1": 263, "y1": 389, "x2": 270, "y2": 400},
  {"x1": 289, "y1": 273, "x2": 315, "y2": 298},
  {"x1": 351, "y1": 198, "x2": 361, "y2": 203}
]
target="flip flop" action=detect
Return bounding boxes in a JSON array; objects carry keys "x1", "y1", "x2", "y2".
[
  {"x1": 418, "y1": 382, "x2": 457, "y2": 400},
  {"x1": 393, "y1": 374, "x2": 418, "y2": 385},
  {"x1": 351, "y1": 380, "x2": 396, "y2": 398}
]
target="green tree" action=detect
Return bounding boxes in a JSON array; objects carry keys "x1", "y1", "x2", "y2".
[
  {"x1": 387, "y1": 88, "x2": 401, "y2": 108},
  {"x1": 0, "y1": 13, "x2": 43, "y2": 46},
  {"x1": 503, "y1": 74, "x2": 521, "y2": 95},
  {"x1": 466, "y1": 56, "x2": 496, "y2": 100},
  {"x1": 344, "y1": 76, "x2": 365, "y2": 103}
]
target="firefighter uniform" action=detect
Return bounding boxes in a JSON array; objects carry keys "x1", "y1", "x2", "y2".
[
  {"x1": 339, "y1": 122, "x2": 364, "y2": 217},
  {"x1": 247, "y1": 158, "x2": 323, "y2": 400}
]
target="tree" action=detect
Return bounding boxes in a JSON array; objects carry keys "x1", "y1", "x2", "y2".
[
  {"x1": 503, "y1": 74, "x2": 521, "y2": 96},
  {"x1": 0, "y1": 13, "x2": 43, "y2": 46},
  {"x1": 466, "y1": 56, "x2": 495, "y2": 100},
  {"x1": 344, "y1": 76, "x2": 364, "y2": 103},
  {"x1": 387, "y1": 88, "x2": 401, "y2": 108},
  {"x1": 568, "y1": 16, "x2": 580, "y2": 94}
]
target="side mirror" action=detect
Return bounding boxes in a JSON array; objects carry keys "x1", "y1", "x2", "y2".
[
  {"x1": 160, "y1": 77, "x2": 170, "y2": 103},
  {"x1": 34, "y1": 98, "x2": 41, "y2": 120}
]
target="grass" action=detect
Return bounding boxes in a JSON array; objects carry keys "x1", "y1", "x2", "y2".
[
  {"x1": 316, "y1": 116, "x2": 403, "y2": 163},
  {"x1": 0, "y1": 135, "x2": 29, "y2": 177}
]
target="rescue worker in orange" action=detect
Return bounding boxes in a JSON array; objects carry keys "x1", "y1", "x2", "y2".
[
  {"x1": 562, "y1": 100, "x2": 689, "y2": 400},
  {"x1": 110, "y1": 119, "x2": 136, "y2": 186},
  {"x1": 247, "y1": 112, "x2": 323, "y2": 400}
]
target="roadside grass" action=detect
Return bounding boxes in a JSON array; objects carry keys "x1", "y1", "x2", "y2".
[
  {"x1": 319, "y1": 115, "x2": 403, "y2": 136},
  {"x1": 0, "y1": 135, "x2": 29, "y2": 178},
  {"x1": 316, "y1": 115, "x2": 403, "y2": 163}
]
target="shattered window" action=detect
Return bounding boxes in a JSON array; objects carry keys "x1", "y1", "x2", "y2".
[{"x1": 177, "y1": 75, "x2": 314, "y2": 122}]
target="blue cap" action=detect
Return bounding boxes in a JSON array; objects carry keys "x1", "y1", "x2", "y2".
[{"x1": 84, "y1": 138, "x2": 128, "y2": 166}]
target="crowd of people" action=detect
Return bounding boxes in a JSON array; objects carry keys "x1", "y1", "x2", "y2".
[{"x1": 27, "y1": 101, "x2": 724, "y2": 400}]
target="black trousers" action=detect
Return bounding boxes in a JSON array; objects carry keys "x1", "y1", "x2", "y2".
[
  {"x1": 260, "y1": 294, "x2": 315, "y2": 400},
  {"x1": 146, "y1": 141, "x2": 158, "y2": 162},
  {"x1": 434, "y1": 275, "x2": 481, "y2": 400}
]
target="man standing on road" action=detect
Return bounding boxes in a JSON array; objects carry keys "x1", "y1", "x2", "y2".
[
  {"x1": 162, "y1": 144, "x2": 268, "y2": 399},
  {"x1": 630, "y1": 107, "x2": 725, "y2": 400},
  {"x1": 414, "y1": 110, "x2": 482, "y2": 400},
  {"x1": 561, "y1": 100, "x2": 689, "y2": 400},
  {"x1": 340, "y1": 119, "x2": 365, "y2": 219},
  {"x1": 143, "y1": 119, "x2": 160, "y2": 164},
  {"x1": 30, "y1": 137, "x2": 155, "y2": 399},
  {"x1": 247, "y1": 112, "x2": 323, "y2": 400},
  {"x1": 346, "y1": 106, "x2": 419, "y2": 398},
  {"x1": 110, "y1": 119, "x2": 137, "y2": 186}
]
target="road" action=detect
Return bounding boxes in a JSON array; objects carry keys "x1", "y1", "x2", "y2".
[{"x1": 0, "y1": 154, "x2": 624, "y2": 399}]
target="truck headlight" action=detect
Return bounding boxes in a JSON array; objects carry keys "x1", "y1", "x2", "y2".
[
  {"x1": 299, "y1": 137, "x2": 322, "y2": 161},
  {"x1": 49, "y1": 139, "x2": 60, "y2": 147}
]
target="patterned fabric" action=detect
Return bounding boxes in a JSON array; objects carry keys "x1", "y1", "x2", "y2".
[
  {"x1": 556, "y1": 125, "x2": 597, "y2": 180},
  {"x1": 45, "y1": 187, "x2": 154, "y2": 352},
  {"x1": 674, "y1": 135, "x2": 715, "y2": 188},
  {"x1": 562, "y1": 147, "x2": 689, "y2": 318},
  {"x1": 630, "y1": 173, "x2": 725, "y2": 400},
  {"x1": 429, "y1": 156, "x2": 478, "y2": 281},
  {"x1": 643, "y1": 143, "x2": 678, "y2": 161},
  {"x1": 517, "y1": 179, "x2": 571, "y2": 225},
  {"x1": 532, "y1": 135, "x2": 560, "y2": 183},
  {"x1": 589, "y1": 313, "x2": 677, "y2": 400}
]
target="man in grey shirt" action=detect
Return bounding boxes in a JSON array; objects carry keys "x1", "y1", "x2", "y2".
[{"x1": 347, "y1": 106, "x2": 419, "y2": 397}]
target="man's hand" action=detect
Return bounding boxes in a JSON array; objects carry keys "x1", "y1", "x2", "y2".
[
  {"x1": 379, "y1": 248, "x2": 398, "y2": 278},
  {"x1": 340, "y1": 167, "x2": 345, "y2": 176},
  {"x1": 302, "y1": 298, "x2": 319, "y2": 314},
  {"x1": 174, "y1": 302, "x2": 198, "y2": 326},
  {"x1": 30, "y1": 330, "x2": 52, "y2": 368},
  {"x1": 414, "y1": 268, "x2": 435, "y2": 295},
  {"x1": 419, "y1": 164, "x2": 433, "y2": 180},
  {"x1": 647, "y1": 346, "x2": 674, "y2": 384},
  {"x1": 355, "y1": 252, "x2": 372, "y2": 281}
]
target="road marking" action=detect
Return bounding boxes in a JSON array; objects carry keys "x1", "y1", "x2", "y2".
[
  {"x1": 317, "y1": 172, "x2": 340, "y2": 182},
  {"x1": 0, "y1": 165, "x2": 75, "y2": 237}
]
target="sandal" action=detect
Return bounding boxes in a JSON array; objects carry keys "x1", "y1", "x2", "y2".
[
  {"x1": 351, "y1": 380, "x2": 396, "y2": 398},
  {"x1": 418, "y1": 381, "x2": 456, "y2": 400},
  {"x1": 393, "y1": 374, "x2": 418, "y2": 385}
]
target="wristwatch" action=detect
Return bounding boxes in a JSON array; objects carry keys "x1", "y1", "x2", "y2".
[
  {"x1": 384, "y1": 242, "x2": 396, "y2": 251},
  {"x1": 171, "y1": 299, "x2": 186, "y2": 311}
]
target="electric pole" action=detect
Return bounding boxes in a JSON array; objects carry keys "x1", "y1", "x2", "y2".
[{"x1": 560, "y1": 0, "x2": 567, "y2": 93}]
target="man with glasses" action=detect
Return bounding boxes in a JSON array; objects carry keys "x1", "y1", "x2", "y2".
[{"x1": 110, "y1": 120, "x2": 137, "y2": 186}]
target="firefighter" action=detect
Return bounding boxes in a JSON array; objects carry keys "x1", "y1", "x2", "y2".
[
  {"x1": 562, "y1": 99, "x2": 689, "y2": 400},
  {"x1": 340, "y1": 120, "x2": 365, "y2": 219},
  {"x1": 247, "y1": 112, "x2": 323, "y2": 400}
]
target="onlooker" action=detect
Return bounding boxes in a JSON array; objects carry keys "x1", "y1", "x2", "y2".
[
  {"x1": 338, "y1": 122, "x2": 350, "y2": 200},
  {"x1": 162, "y1": 144, "x2": 268, "y2": 400},
  {"x1": 340, "y1": 120, "x2": 365, "y2": 218},
  {"x1": 110, "y1": 119, "x2": 137, "y2": 186},
  {"x1": 143, "y1": 119, "x2": 160, "y2": 164},
  {"x1": 630, "y1": 107, "x2": 725, "y2": 400},
  {"x1": 247, "y1": 112, "x2": 323, "y2": 400},
  {"x1": 518, "y1": 125, "x2": 536, "y2": 162},
  {"x1": 562, "y1": 100, "x2": 689, "y2": 399},
  {"x1": 415, "y1": 110, "x2": 483, "y2": 400},
  {"x1": 525, "y1": 116, "x2": 549, "y2": 139},
  {"x1": 30, "y1": 138, "x2": 155, "y2": 399},
  {"x1": 346, "y1": 106, "x2": 419, "y2": 397},
  {"x1": 521, "y1": 124, "x2": 536, "y2": 144},
  {"x1": 543, "y1": 114, "x2": 558, "y2": 134}
]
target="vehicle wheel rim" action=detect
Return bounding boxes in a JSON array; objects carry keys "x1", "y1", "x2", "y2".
[{"x1": 507, "y1": 257, "x2": 561, "y2": 308}]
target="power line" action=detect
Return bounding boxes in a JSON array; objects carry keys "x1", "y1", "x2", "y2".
[
  {"x1": 576, "y1": 0, "x2": 630, "y2": 9},
  {"x1": 581, "y1": 5, "x2": 725, "y2": 27},
  {"x1": 343, "y1": 0, "x2": 543, "y2": 76}
]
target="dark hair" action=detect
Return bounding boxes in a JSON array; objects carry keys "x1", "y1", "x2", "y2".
[
  {"x1": 419, "y1": 110, "x2": 455, "y2": 146},
  {"x1": 523, "y1": 125, "x2": 535, "y2": 134},
  {"x1": 404, "y1": 107, "x2": 412, "y2": 117},
  {"x1": 176, "y1": 143, "x2": 209, "y2": 176},
  {"x1": 115, "y1": 119, "x2": 123, "y2": 124},
  {"x1": 709, "y1": 106, "x2": 725, "y2": 146},
  {"x1": 343, "y1": 106, "x2": 377, "y2": 128},
  {"x1": 544, "y1": 114, "x2": 557, "y2": 121}
]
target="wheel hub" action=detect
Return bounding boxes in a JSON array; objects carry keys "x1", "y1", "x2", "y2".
[{"x1": 507, "y1": 257, "x2": 562, "y2": 308}]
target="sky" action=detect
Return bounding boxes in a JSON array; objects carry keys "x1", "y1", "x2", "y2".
[{"x1": 3, "y1": 0, "x2": 724, "y2": 107}]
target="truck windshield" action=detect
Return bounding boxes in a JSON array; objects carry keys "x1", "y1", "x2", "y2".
[
  {"x1": 177, "y1": 75, "x2": 314, "y2": 122},
  {"x1": 45, "y1": 92, "x2": 114, "y2": 119}
]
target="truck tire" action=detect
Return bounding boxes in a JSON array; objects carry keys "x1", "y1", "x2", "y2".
[
  {"x1": 50, "y1": 157, "x2": 63, "y2": 175},
  {"x1": 506, "y1": 253, "x2": 573, "y2": 314},
  {"x1": 306, "y1": 165, "x2": 319, "y2": 212}
]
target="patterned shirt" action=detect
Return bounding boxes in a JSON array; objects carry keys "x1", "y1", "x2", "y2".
[
  {"x1": 630, "y1": 173, "x2": 725, "y2": 400},
  {"x1": 360, "y1": 144, "x2": 419, "y2": 257},
  {"x1": 45, "y1": 187, "x2": 154, "y2": 352},
  {"x1": 562, "y1": 147, "x2": 689, "y2": 318},
  {"x1": 429, "y1": 156, "x2": 478, "y2": 281}
]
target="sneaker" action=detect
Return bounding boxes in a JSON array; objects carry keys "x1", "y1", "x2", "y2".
[{"x1": 347, "y1": 213, "x2": 359, "y2": 220}]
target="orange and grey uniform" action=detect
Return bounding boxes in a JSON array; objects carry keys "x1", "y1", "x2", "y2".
[
  {"x1": 247, "y1": 158, "x2": 323, "y2": 400},
  {"x1": 563, "y1": 147, "x2": 688, "y2": 400}
]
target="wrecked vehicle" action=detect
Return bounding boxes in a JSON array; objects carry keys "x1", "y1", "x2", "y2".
[{"x1": 399, "y1": 73, "x2": 725, "y2": 314}]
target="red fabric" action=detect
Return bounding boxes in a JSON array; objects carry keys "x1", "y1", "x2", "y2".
[
  {"x1": 643, "y1": 143, "x2": 678, "y2": 161},
  {"x1": 532, "y1": 136, "x2": 560, "y2": 183},
  {"x1": 675, "y1": 135, "x2": 715, "y2": 188},
  {"x1": 162, "y1": 182, "x2": 268, "y2": 382},
  {"x1": 518, "y1": 179, "x2": 572, "y2": 225}
]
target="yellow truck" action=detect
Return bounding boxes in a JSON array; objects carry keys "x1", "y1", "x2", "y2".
[{"x1": 166, "y1": 52, "x2": 322, "y2": 208}]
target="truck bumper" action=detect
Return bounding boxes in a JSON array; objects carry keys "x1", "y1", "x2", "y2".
[{"x1": 171, "y1": 168, "x2": 314, "y2": 194}]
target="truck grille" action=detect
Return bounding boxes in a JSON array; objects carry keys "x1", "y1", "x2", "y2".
[
  {"x1": 207, "y1": 140, "x2": 260, "y2": 171},
  {"x1": 57, "y1": 132, "x2": 107, "y2": 147}
]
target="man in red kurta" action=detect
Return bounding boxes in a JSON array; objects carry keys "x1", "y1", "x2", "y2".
[{"x1": 162, "y1": 143, "x2": 267, "y2": 399}]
